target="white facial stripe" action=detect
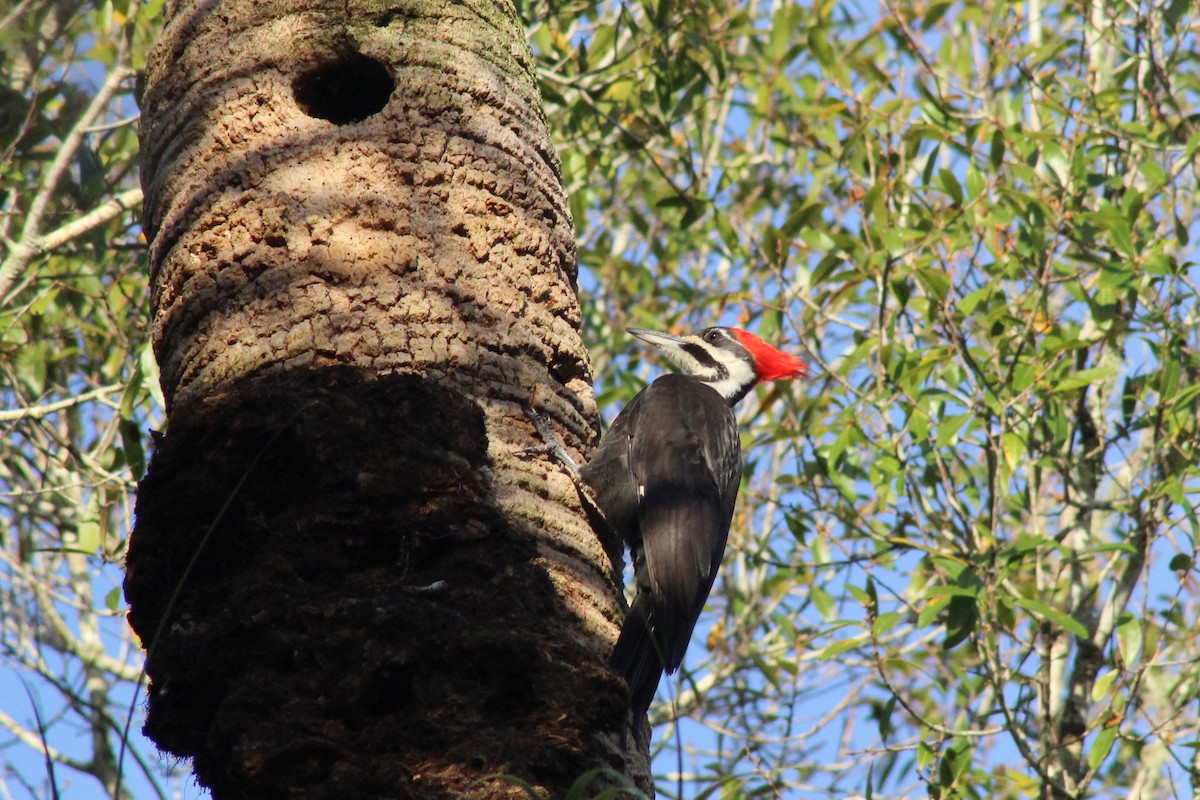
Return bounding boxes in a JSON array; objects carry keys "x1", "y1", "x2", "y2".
[{"x1": 704, "y1": 357, "x2": 757, "y2": 401}]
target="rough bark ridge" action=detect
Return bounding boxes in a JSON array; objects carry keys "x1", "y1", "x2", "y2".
[{"x1": 125, "y1": 0, "x2": 647, "y2": 796}]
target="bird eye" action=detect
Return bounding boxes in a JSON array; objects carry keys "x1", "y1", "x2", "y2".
[{"x1": 704, "y1": 329, "x2": 722, "y2": 343}]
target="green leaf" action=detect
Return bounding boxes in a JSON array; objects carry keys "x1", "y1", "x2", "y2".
[
  {"x1": 1011, "y1": 596, "x2": 1088, "y2": 638},
  {"x1": 1002, "y1": 431, "x2": 1026, "y2": 471},
  {"x1": 76, "y1": 520, "x2": 102, "y2": 553},
  {"x1": 957, "y1": 285, "x2": 991, "y2": 317},
  {"x1": 811, "y1": 585, "x2": 836, "y2": 621},
  {"x1": 1041, "y1": 141, "x2": 1069, "y2": 185},
  {"x1": 1165, "y1": 0, "x2": 1190, "y2": 30},
  {"x1": 936, "y1": 413, "x2": 972, "y2": 448},
  {"x1": 1141, "y1": 253, "x2": 1174, "y2": 275},
  {"x1": 27, "y1": 286, "x2": 61, "y2": 315},
  {"x1": 1088, "y1": 726, "x2": 1119, "y2": 771},
  {"x1": 918, "y1": 595, "x2": 951, "y2": 629},
  {"x1": 939, "y1": 168, "x2": 963, "y2": 205},
  {"x1": 941, "y1": 595, "x2": 977, "y2": 649},
  {"x1": 1091, "y1": 670, "x2": 1119, "y2": 703},
  {"x1": 917, "y1": 741, "x2": 936, "y2": 770},
  {"x1": 873, "y1": 610, "x2": 904, "y2": 636},
  {"x1": 965, "y1": 163, "x2": 985, "y2": 200},
  {"x1": 846, "y1": 583, "x2": 871, "y2": 606},
  {"x1": 1116, "y1": 614, "x2": 1142, "y2": 665},
  {"x1": 1170, "y1": 554, "x2": 1195, "y2": 572},
  {"x1": 1107, "y1": 218, "x2": 1136, "y2": 257},
  {"x1": 1051, "y1": 366, "x2": 1117, "y2": 394},
  {"x1": 990, "y1": 128, "x2": 1005, "y2": 169},
  {"x1": 925, "y1": 584, "x2": 979, "y2": 599},
  {"x1": 819, "y1": 636, "x2": 863, "y2": 661}
]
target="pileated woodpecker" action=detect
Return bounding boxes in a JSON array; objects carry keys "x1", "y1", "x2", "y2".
[{"x1": 580, "y1": 327, "x2": 809, "y2": 722}]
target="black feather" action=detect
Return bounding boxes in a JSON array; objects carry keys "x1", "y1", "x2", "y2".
[{"x1": 583, "y1": 373, "x2": 741, "y2": 721}]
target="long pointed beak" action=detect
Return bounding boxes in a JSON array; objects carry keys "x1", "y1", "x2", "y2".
[{"x1": 627, "y1": 328, "x2": 689, "y2": 352}]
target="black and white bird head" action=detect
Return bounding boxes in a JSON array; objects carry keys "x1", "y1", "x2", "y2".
[{"x1": 628, "y1": 326, "x2": 810, "y2": 405}]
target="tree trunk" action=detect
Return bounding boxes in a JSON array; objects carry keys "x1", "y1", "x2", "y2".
[{"x1": 123, "y1": 0, "x2": 650, "y2": 796}]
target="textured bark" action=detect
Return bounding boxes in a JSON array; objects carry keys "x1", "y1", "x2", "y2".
[{"x1": 124, "y1": 0, "x2": 650, "y2": 796}]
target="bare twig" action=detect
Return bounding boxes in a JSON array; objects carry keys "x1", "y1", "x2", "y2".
[{"x1": 0, "y1": 64, "x2": 135, "y2": 302}]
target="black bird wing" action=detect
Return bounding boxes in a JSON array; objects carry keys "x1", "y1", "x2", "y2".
[
  {"x1": 589, "y1": 374, "x2": 742, "y2": 718},
  {"x1": 579, "y1": 400, "x2": 641, "y2": 546},
  {"x1": 630, "y1": 375, "x2": 741, "y2": 672}
]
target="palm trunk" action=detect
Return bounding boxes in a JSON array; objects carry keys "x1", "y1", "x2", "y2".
[{"x1": 124, "y1": 0, "x2": 649, "y2": 795}]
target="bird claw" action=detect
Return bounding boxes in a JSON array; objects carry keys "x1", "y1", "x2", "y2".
[
  {"x1": 514, "y1": 408, "x2": 584, "y2": 482},
  {"x1": 515, "y1": 408, "x2": 617, "y2": 538},
  {"x1": 513, "y1": 441, "x2": 555, "y2": 457}
]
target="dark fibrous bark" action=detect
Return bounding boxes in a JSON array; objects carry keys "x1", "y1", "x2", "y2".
[{"x1": 127, "y1": 368, "x2": 626, "y2": 798}]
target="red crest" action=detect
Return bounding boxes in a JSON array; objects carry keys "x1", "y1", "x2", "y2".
[{"x1": 729, "y1": 329, "x2": 810, "y2": 382}]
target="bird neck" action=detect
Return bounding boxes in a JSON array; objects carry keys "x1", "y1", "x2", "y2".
[{"x1": 697, "y1": 360, "x2": 758, "y2": 406}]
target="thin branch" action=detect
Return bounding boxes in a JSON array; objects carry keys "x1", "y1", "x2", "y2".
[
  {"x1": 37, "y1": 187, "x2": 143, "y2": 254},
  {"x1": 0, "y1": 707, "x2": 90, "y2": 773},
  {"x1": 0, "y1": 63, "x2": 135, "y2": 302},
  {"x1": 0, "y1": 385, "x2": 123, "y2": 423}
]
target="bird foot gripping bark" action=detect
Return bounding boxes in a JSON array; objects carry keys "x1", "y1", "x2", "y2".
[
  {"x1": 514, "y1": 408, "x2": 614, "y2": 536},
  {"x1": 515, "y1": 409, "x2": 585, "y2": 481}
]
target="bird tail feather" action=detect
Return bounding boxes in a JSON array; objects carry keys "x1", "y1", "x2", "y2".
[{"x1": 610, "y1": 592, "x2": 665, "y2": 722}]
